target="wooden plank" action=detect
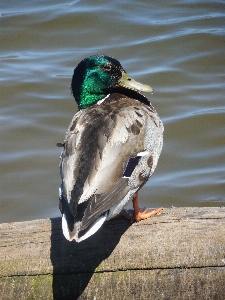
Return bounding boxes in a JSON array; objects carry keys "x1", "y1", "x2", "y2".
[{"x1": 0, "y1": 207, "x2": 225, "y2": 299}]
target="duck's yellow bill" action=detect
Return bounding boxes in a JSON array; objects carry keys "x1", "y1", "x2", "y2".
[{"x1": 118, "y1": 72, "x2": 153, "y2": 93}]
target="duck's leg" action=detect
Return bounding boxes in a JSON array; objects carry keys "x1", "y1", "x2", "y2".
[
  {"x1": 120, "y1": 192, "x2": 163, "y2": 221},
  {"x1": 132, "y1": 193, "x2": 163, "y2": 222}
]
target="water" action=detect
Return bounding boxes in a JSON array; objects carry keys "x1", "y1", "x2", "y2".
[{"x1": 1, "y1": 0, "x2": 225, "y2": 223}]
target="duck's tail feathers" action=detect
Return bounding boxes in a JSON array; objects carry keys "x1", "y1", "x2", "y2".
[
  {"x1": 62, "y1": 213, "x2": 77, "y2": 241},
  {"x1": 62, "y1": 211, "x2": 108, "y2": 243}
]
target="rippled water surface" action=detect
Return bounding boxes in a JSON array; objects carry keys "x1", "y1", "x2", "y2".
[{"x1": 1, "y1": 0, "x2": 225, "y2": 223}]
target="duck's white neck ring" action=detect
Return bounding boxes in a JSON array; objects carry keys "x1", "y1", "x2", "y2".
[{"x1": 97, "y1": 94, "x2": 110, "y2": 105}]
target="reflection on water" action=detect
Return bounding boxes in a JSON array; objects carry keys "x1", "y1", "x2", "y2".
[{"x1": 1, "y1": 0, "x2": 225, "y2": 223}]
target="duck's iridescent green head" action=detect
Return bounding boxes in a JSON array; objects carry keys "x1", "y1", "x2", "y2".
[{"x1": 71, "y1": 54, "x2": 153, "y2": 110}]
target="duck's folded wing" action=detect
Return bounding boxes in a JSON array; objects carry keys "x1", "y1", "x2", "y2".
[
  {"x1": 60, "y1": 106, "x2": 133, "y2": 214},
  {"x1": 80, "y1": 177, "x2": 129, "y2": 231}
]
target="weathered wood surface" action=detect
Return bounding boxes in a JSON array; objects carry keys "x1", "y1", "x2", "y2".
[{"x1": 0, "y1": 207, "x2": 225, "y2": 299}]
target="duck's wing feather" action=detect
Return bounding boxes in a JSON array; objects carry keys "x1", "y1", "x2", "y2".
[{"x1": 81, "y1": 177, "x2": 129, "y2": 231}]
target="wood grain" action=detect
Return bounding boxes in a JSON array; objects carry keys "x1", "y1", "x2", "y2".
[{"x1": 0, "y1": 207, "x2": 225, "y2": 299}]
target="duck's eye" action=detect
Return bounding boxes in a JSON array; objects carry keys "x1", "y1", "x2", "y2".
[{"x1": 102, "y1": 64, "x2": 111, "y2": 71}]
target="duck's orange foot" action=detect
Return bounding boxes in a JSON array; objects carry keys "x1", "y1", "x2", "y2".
[
  {"x1": 120, "y1": 192, "x2": 163, "y2": 222},
  {"x1": 133, "y1": 207, "x2": 163, "y2": 222},
  {"x1": 120, "y1": 207, "x2": 163, "y2": 222}
]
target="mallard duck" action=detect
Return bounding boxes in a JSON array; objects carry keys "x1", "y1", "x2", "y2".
[{"x1": 58, "y1": 54, "x2": 163, "y2": 242}]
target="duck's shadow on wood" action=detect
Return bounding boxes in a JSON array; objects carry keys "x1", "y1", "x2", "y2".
[{"x1": 50, "y1": 217, "x2": 131, "y2": 299}]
